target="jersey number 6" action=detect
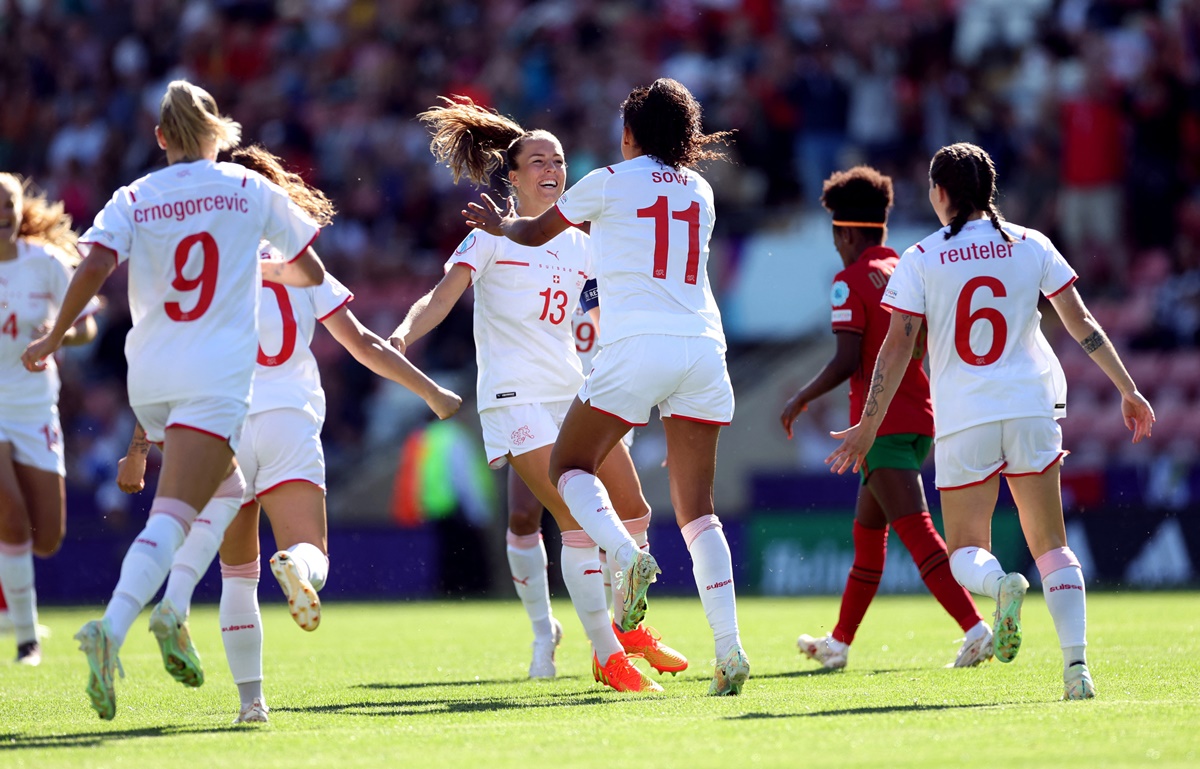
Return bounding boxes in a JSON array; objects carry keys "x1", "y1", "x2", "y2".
[
  {"x1": 164, "y1": 232, "x2": 219, "y2": 322},
  {"x1": 955, "y1": 276, "x2": 1007, "y2": 366}
]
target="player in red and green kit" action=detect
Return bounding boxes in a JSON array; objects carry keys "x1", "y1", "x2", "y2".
[{"x1": 780, "y1": 166, "x2": 990, "y2": 669}]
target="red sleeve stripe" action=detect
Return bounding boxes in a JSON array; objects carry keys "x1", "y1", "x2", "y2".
[
  {"x1": 880, "y1": 302, "x2": 924, "y2": 318},
  {"x1": 915, "y1": 243, "x2": 925, "y2": 253},
  {"x1": 285, "y1": 229, "x2": 321, "y2": 263},
  {"x1": 555, "y1": 204, "x2": 582, "y2": 227},
  {"x1": 605, "y1": 166, "x2": 614, "y2": 174},
  {"x1": 317, "y1": 295, "x2": 354, "y2": 323},
  {"x1": 129, "y1": 191, "x2": 137, "y2": 203},
  {"x1": 1045, "y1": 275, "x2": 1077, "y2": 299}
]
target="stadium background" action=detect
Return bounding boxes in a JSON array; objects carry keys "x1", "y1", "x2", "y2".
[{"x1": 3, "y1": 0, "x2": 1197, "y2": 602}]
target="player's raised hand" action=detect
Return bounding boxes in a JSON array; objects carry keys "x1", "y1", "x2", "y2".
[
  {"x1": 116, "y1": 455, "x2": 147, "y2": 494},
  {"x1": 22, "y1": 333, "x2": 62, "y2": 372},
  {"x1": 780, "y1": 394, "x2": 809, "y2": 440},
  {"x1": 462, "y1": 193, "x2": 514, "y2": 236},
  {"x1": 826, "y1": 422, "x2": 877, "y2": 475},
  {"x1": 1121, "y1": 390, "x2": 1155, "y2": 444}
]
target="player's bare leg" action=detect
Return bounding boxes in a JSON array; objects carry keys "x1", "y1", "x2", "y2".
[
  {"x1": 260, "y1": 482, "x2": 327, "y2": 632},
  {"x1": 505, "y1": 465, "x2": 561, "y2": 678},
  {"x1": 219, "y1": 502, "x2": 269, "y2": 723}
]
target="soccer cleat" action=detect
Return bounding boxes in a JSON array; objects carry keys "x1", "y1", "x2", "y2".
[
  {"x1": 149, "y1": 599, "x2": 204, "y2": 687},
  {"x1": 529, "y1": 618, "x2": 564, "y2": 679},
  {"x1": 233, "y1": 698, "x2": 270, "y2": 724},
  {"x1": 15, "y1": 640, "x2": 41, "y2": 666},
  {"x1": 591, "y1": 650, "x2": 664, "y2": 693},
  {"x1": 270, "y1": 551, "x2": 321, "y2": 631},
  {"x1": 993, "y1": 572, "x2": 1029, "y2": 663},
  {"x1": 614, "y1": 623, "x2": 688, "y2": 675},
  {"x1": 709, "y1": 644, "x2": 750, "y2": 696},
  {"x1": 616, "y1": 551, "x2": 660, "y2": 633},
  {"x1": 75, "y1": 619, "x2": 124, "y2": 721},
  {"x1": 796, "y1": 633, "x2": 848, "y2": 670},
  {"x1": 949, "y1": 621, "x2": 994, "y2": 668},
  {"x1": 1063, "y1": 662, "x2": 1096, "y2": 701}
]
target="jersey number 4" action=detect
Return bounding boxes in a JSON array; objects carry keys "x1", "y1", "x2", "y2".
[
  {"x1": 955, "y1": 276, "x2": 1007, "y2": 366},
  {"x1": 637, "y1": 197, "x2": 700, "y2": 285},
  {"x1": 165, "y1": 232, "x2": 219, "y2": 322},
  {"x1": 2, "y1": 312, "x2": 16, "y2": 340}
]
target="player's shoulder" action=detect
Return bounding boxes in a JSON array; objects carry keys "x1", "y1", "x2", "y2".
[
  {"x1": 902, "y1": 230, "x2": 944, "y2": 261},
  {"x1": 1001, "y1": 221, "x2": 1050, "y2": 249}
]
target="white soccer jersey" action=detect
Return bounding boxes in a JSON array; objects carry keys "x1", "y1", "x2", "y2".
[
  {"x1": 80, "y1": 159, "x2": 319, "y2": 407},
  {"x1": 447, "y1": 227, "x2": 591, "y2": 411},
  {"x1": 554, "y1": 155, "x2": 725, "y2": 346},
  {"x1": 882, "y1": 219, "x2": 1076, "y2": 437},
  {"x1": 0, "y1": 240, "x2": 100, "y2": 421},
  {"x1": 251, "y1": 257, "x2": 353, "y2": 421},
  {"x1": 572, "y1": 304, "x2": 598, "y2": 372}
]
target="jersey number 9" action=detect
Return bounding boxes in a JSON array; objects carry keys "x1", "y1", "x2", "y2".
[{"x1": 164, "y1": 232, "x2": 219, "y2": 322}]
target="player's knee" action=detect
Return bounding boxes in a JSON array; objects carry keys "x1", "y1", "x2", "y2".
[
  {"x1": 32, "y1": 532, "x2": 63, "y2": 558},
  {"x1": 508, "y1": 504, "x2": 543, "y2": 534}
]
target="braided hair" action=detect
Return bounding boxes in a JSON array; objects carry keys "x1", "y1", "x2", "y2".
[
  {"x1": 620, "y1": 78, "x2": 733, "y2": 170},
  {"x1": 929, "y1": 143, "x2": 1013, "y2": 243}
]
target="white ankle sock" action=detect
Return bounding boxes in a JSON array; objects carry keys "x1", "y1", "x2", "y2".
[
  {"x1": 1042, "y1": 566, "x2": 1088, "y2": 668},
  {"x1": 687, "y1": 523, "x2": 741, "y2": 659},
  {"x1": 220, "y1": 566, "x2": 263, "y2": 700},
  {"x1": 284, "y1": 542, "x2": 329, "y2": 592},
  {"x1": 105, "y1": 510, "x2": 188, "y2": 647},
  {"x1": 164, "y1": 496, "x2": 243, "y2": 615},
  {"x1": 557, "y1": 471, "x2": 638, "y2": 570},
  {"x1": 949, "y1": 547, "x2": 1006, "y2": 600},
  {"x1": 0, "y1": 541, "x2": 37, "y2": 645},
  {"x1": 560, "y1": 544, "x2": 622, "y2": 660},
  {"x1": 506, "y1": 531, "x2": 553, "y2": 640}
]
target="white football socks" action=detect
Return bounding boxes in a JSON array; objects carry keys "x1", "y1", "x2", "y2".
[
  {"x1": 683, "y1": 516, "x2": 741, "y2": 659},
  {"x1": 559, "y1": 542, "x2": 622, "y2": 660},
  {"x1": 506, "y1": 530, "x2": 554, "y2": 640},
  {"x1": 949, "y1": 546, "x2": 1006, "y2": 600},
  {"x1": 164, "y1": 492, "x2": 244, "y2": 615},
  {"x1": 220, "y1": 560, "x2": 264, "y2": 708},
  {"x1": 284, "y1": 542, "x2": 329, "y2": 592},
  {"x1": 1041, "y1": 565, "x2": 1088, "y2": 669},
  {"x1": 0, "y1": 540, "x2": 37, "y2": 645},
  {"x1": 105, "y1": 505, "x2": 190, "y2": 647},
  {"x1": 557, "y1": 471, "x2": 638, "y2": 571}
]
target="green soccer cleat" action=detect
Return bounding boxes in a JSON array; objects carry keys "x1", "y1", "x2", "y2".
[
  {"x1": 75, "y1": 619, "x2": 124, "y2": 720},
  {"x1": 617, "y1": 551, "x2": 660, "y2": 633},
  {"x1": 993, "y1": 572, "x2": 1029, "y2": 664},
  {"x1": 149, "y1": 599, "x2": 204, "y2": 687},
  {"x1": 709, "y1": 645, "x2": 750, "y2": 696}
]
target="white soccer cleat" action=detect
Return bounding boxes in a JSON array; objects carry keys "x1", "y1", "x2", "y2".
[
  {"x1": 529, "y1": 618, "x2": 564, "y2": 679},
  {"x1": 797, "y1": 633, "x2": 848, "y2": 670},
  {"x1": 949, "y1": 621, "x2": 994, "y2": 668},
  {"x1": 993, "y1": 572, "x2": 1029, "y2": 663},
  {"x1": 233, "y1": 698, "x2": 270, "y2": 724},
  {"x1": 1063, "y1": 662, "x2": 1096, "y2": 701},
  {"x1": 270, "y1": 551, "x2": 321, "y2": 631}
]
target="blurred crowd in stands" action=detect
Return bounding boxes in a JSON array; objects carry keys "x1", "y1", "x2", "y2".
[{"x1": 2, "y1": 0, "x2": 1198, "y2": 521}]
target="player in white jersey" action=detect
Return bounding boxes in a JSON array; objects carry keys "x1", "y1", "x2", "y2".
[
  {"x1": 392, "y1": 97, "x2": 684, "y2": 692},
  {"x1": 0, "y1": 174, "x2": 98, "y2": 666},
  {"x1": 827, "y1": 143, "x2": 1155, "y2": 701},
  {"x1": 114, "y1": 145, "x2": 461, "y2": 723},
  {"x1": 464, "y1": 78, "x2": 749, "y2": 696},
  {"x1": 22, "y1": 81, "x2": 327, "y2": 720}
]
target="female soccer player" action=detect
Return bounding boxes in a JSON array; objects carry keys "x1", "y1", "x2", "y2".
[
  {"x1": 392, "y1": 97, "x2": 683, "y2": 692},
  {"x1": 780, "y1": 166, "x2": 990, "y2": 670},
  {"x1": 463, "y1": 78, "x2": 750, "y2": 696},
  {"x1": 116, "y1": 145, "x2": 461, "y2": 723},
  {"x1": 0, "y1": 173, "x2": 98, "y2": 666},
  {"x1": 23, "y1": 80, "x2": 326, "y2": 720},
  {"x1": 827, "y1": 142, "x2": 1155, "y2": 700}
]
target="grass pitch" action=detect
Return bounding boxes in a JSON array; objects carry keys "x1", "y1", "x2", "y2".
[{"x1": 2, "y1": 593, "x2": 1197, "y2": 768}]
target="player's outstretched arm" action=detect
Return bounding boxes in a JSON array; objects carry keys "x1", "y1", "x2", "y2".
[
  {"x1": 116, "y1": 422, "x2": 150, "y2": 494},
  {"x1": 22, "y1": 245, "x2": 117, "y2": 371},
  {"x1": 325, "y1": 306, "x2": 462, "y2": 419},
  {"x1": 387, "y1": 264, "x2": 472, "y2": 354},
  {"x1": 781, "y1": 331, "x2": 862, "y2": 439},
  {"x1": 462, "y1": 192, "x2": 571, "y2": 247},
  {"x1": 827, "y1": 312, "x2": 921, "y2": 474},
  {"x1": 1049, "y1": 285, "x2": 1154, "y2": 443},
  {"x1": 61, "y1": 313, "x2": 99, "y2": 346},
  {"x1": 261, "y1": 247, "x2": 326, "y2": 287}
]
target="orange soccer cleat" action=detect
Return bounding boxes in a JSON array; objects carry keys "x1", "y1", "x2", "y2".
[
  {"x1": 614, "y1": 623, "x2": 688, "y2": 675},
  {"x1": 591, "y1": 650, "x2": 664, "y2": 693}
]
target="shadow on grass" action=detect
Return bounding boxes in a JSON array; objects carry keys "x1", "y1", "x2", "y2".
[
  {"x1": 273, "y1": 689, "x2": 618, "y2": 718},
  {"x1": 731, "y1": 701, "x2": 1008, "y2": 720},
  {"x1": 0, "y1": 724, "x2": 238, "y2": 750},
  {"x1": 751, "y1": 668, "x2": 904, "y2": 681},
  {"x1": 355, "y1": 676, "x2": 584, "y2": 691}
]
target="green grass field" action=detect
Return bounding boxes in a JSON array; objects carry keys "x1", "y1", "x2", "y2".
[{"x1": 2, "y1": 593, "x2": 1197, "y2": 768}]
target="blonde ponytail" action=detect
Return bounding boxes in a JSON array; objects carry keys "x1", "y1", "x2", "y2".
[
  {"x1": 159, "y1": 80, "x2": 242, "y2": 160},
  {"x1": 0, "y1": 173, "x2": 80, "y2": 264}
]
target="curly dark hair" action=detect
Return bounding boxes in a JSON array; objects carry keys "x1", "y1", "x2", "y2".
[
  {"x1": 929, "y1": 142, "x2": 1013, "y2": 243},
  {"x1": 820, "y1": 166, "x2": 893, "y2": 246},
  {"x1": 620, "y1": 78, "x2": 733, "y2": 170},
  {"x1": 419, "y1": 96, "x2": 557, "y2": 186}
]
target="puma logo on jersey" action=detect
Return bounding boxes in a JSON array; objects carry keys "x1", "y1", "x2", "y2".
[
  {"x1": 546, "y1": 249, "x2": 559, "y2": 259},
  {"x1": 511, "y1": 425, "x2": 534, "y2": 446},
  {"x1": 512, "y1": 576, "x2": 531, "y2": 586}
]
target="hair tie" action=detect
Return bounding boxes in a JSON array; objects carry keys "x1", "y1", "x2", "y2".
[{"x1": 831, "y1": 220, "x2": 886, "y2": 228}]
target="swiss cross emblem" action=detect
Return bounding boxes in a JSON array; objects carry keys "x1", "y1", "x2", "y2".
[{"x1": 552, "y1": 274, "x2": 561, "y2": 284}]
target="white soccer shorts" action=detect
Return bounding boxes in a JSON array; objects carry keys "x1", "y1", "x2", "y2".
[
  {"x1": 0, "y1": 408, "x2": 65, "y2": 476},
  {"x1": 578, "y1": 333, "x2": 734, "y2": 427},
  {"x1": 480, "y1": 399, "x2": 572, "y2": 470},
  {"x1": 133, "y1": 395, "x2": 249, "y2": 454},
  {"x1": 935, "y1": 416, "x2": 1067, "y2": 491},
  {"x1": 237, "y1": 407, "x2": 326, "y2": 501}
]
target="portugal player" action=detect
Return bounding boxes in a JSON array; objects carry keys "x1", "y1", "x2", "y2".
[
  {"x1": 828, "y1": 143, "x2": 1155, "y2": 700},
  {"x1": 780, "y1": 166, "x2": 990, "y2": 670}
]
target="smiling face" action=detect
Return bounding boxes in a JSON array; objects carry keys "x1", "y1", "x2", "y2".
[
  {"x1": 0, "y1": 176, "x2": 22, "y2": 245},
  {"x1": 508, "y1": 135, "x2": 566, "y2": 216}
]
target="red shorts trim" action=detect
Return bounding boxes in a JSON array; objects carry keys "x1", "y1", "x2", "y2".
[
  {"x1": 1003, "y1": 451, "x2": 1069, "y2": 477},
  {"x1": 1045, "y1": 276, "x2": 1078, "y2": 299},
  {"x1": 316, "y1": 295, "x2": 354, "y2": 323},
  {"x1": 286, "y1": 230, "x2": 321, "y2": 263},
  {"x1": 880, "y1": 302, "x2": 924, "y2": 318},
  {"x1": 165, "y1": 423, "x2": 229, "y2": 442},
  {"x1": 937, "y1": 462, "x2": 1007, "y2": 491},
  {"x1": 665, "y1": 414, "x2": 731, "y2": 426},
  {"x1": 587, "y1": 404, "x2": 648, "y2": 428},
  {"x1": 256, "y1": 478, "x2": 324, "y2": 499},
  {"x1": 555, "y1": 205, "x2": 582, "y2": 228}
]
